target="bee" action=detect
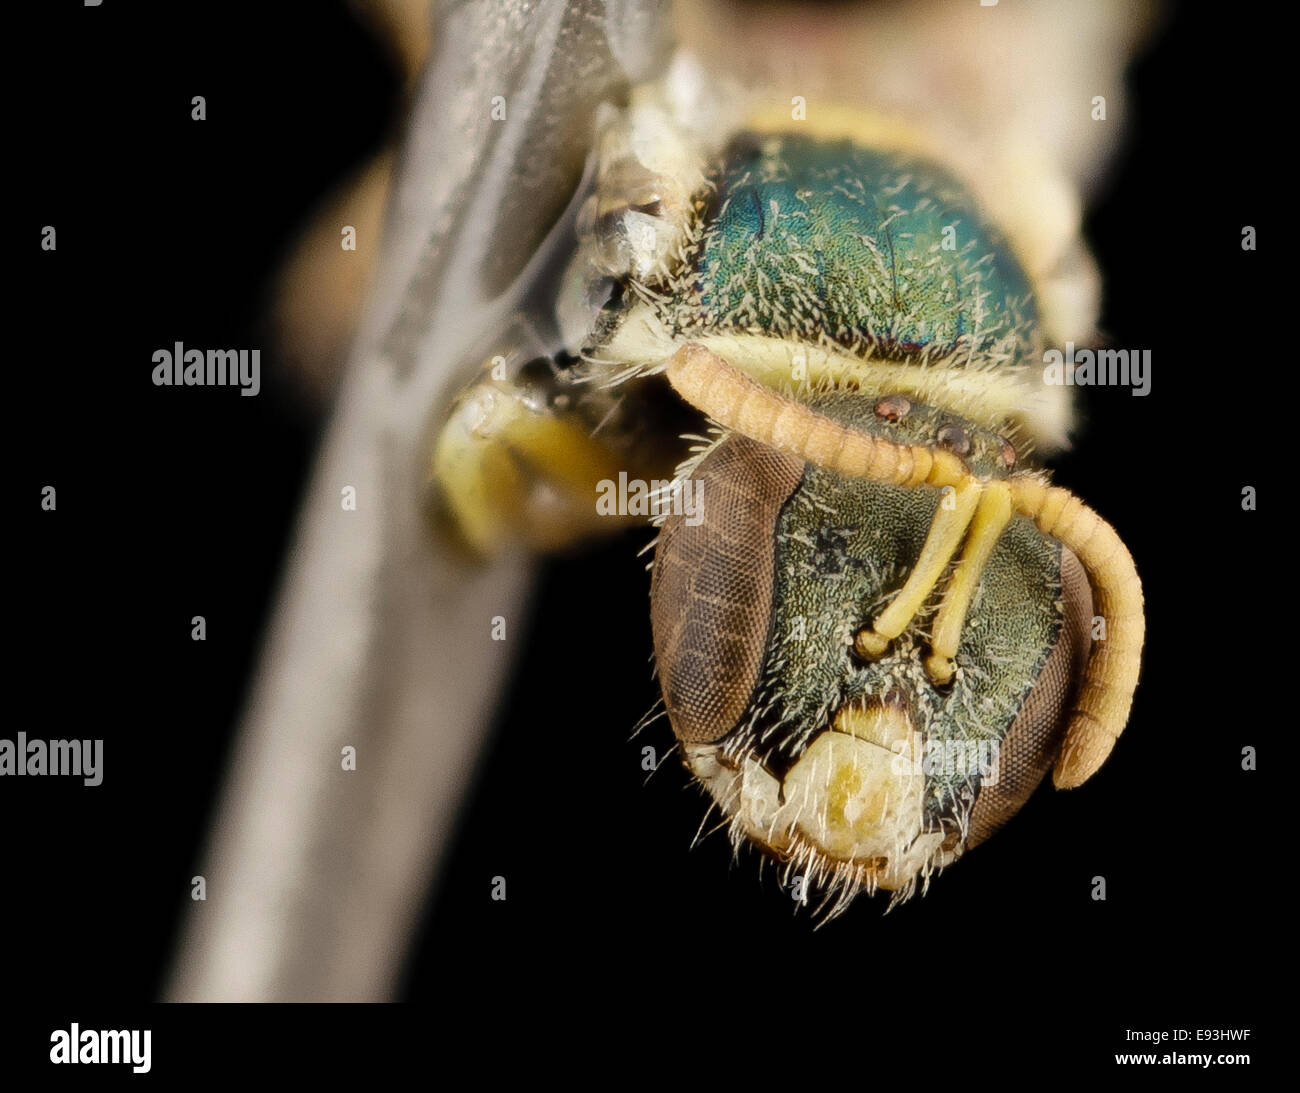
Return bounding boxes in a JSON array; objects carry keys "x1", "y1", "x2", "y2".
[{"x1": 431, "y1": 56, "x2": 1145, "y2": 918}]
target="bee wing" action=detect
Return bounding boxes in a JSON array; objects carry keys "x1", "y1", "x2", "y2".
[{"x1": 168, "y1": 0, "x2": 674, "y2": 1002}]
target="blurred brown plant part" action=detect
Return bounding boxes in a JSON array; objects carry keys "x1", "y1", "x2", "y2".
[
  {"x1": 272, "y1": 0, "x2": 432, "y2": 405},
  {"x1": 350, "y1": 0, "x2": 434, "y2": 81}
]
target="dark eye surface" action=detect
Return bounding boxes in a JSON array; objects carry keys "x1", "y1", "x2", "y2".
[
  {"x1": 966, "y1": 547, "x2": 1093, "y2": 846},
  {"x1": 650, "y1": 435, "x2": 805, "y2": 744}
]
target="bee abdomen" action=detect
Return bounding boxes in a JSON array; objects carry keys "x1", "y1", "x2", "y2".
[{"x1": 650, "y1": 435, "x2": 805, "y2": 744}]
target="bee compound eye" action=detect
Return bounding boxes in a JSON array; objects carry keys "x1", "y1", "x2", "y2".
[
  {"x1": 966, "y1": 547, "x2": 1094, "y2": 847},
  {"x1": 650, "y1": 436, "x2": 806, "y2": 744}
]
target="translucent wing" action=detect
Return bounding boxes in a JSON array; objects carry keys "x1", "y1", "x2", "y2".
[{"x1": 169, "y1": 0, "x2": 673, "y2": 1002}]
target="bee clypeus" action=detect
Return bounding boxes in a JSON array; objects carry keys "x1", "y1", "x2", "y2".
[{"x1": 432, "y1": 56, "x2": 1144, "y2": 918}]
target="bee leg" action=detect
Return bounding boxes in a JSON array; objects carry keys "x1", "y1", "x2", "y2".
[
  {"x1": 1009, "y1": 479, "x2": 1144, "y2": 788},
  {"x1": 431, "y1": 375, "x2": 632, "y2": 557},
  {"x1": 922, "y1": 481, "x2": 1014, "y2": 684},
  {"x1": 852, "y1": 477, "x2": 981, "y2": 659}
]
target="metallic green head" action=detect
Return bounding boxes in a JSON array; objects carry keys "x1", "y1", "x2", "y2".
[{"x1": 650, "y1": 393, "x2": 1092, "y2": 914}]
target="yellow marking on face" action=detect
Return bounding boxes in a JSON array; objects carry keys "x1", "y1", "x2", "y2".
[
  {"x1": 782, "y1": 705, "x2": 927, "y2": 865},
  {"x1": 832, "y1": 702, "x2": 913, "y2": 749}
]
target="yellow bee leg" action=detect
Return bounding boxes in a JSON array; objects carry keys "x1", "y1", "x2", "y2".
[
  {"x1": 433, "y1": 395, "x2": 527, "y2": 555},
  {"x1": 1008, "y1": 479, "x2": 1144, "y2": 788},
  {"x1": 853, "y1": 477, "x2": 981, "y2": 659},
  {"x1": 432, "y1": 377, "x2": 632, "y2": 557},
  {"x1": 922, "y1": 480, "x2": 1014, "y2": 685}
]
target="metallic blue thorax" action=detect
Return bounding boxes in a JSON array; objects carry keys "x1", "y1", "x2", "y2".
[{"x1": 688, "y1": 134, "x2": 1040, "y2": 365}]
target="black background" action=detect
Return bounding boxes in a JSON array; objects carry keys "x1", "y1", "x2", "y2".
[{"x1": 8, "y1": 0, "x2": 1278, "y2": 1077}]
